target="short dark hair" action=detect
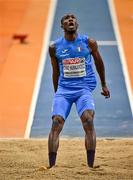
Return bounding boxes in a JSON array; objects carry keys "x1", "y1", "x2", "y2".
[{"x1": 61, "y1": 14, "x2": 77, "y2": 25}]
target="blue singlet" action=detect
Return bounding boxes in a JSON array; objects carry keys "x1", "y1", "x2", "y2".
[{"x1": 55, "y1": 34, "x2": 97, "y2": 91}]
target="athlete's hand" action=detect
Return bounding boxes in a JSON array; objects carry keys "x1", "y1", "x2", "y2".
[{"x1": 101, "y1": 85, "x2": 110, "y2": 98}]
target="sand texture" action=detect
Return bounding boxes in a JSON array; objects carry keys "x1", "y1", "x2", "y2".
[{"x1": 0, "y1": 138, "x2": 133, "y2": 180}]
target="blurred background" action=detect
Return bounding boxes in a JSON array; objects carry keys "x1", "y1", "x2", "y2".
[{"x1": 0, "y1": 0, "x2": 133, "y2": 138}]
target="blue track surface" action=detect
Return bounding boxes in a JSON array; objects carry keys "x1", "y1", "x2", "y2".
[{"x1": 30, "y1": 0, "x2": 133, "y2": 138}]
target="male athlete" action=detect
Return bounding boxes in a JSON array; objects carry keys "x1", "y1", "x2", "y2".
[{"x1": 48, "y1": 14, "x2": 110, "y2": 168}]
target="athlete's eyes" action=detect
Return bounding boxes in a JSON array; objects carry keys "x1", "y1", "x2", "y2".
[
  {"x1": 64, "y1": 15, "x2": 76, "y2": 20},
  {"x1": 65, "y1": 16, "x2": 70, "y2": 19},
  {"x1": 71, "y1": 15, "x2": 75, "y2": 19}
]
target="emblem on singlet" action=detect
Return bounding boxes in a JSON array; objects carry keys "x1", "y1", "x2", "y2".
[{"x1": 63, "y1": 57, "x2": 86, "y2": 78}]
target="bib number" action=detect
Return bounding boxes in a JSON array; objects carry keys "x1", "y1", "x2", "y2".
[{"x1": 63, "y1": 57, "x2": 86, "y2": 78}]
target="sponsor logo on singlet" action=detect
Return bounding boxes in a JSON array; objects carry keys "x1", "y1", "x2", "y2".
[{"x1": 63, "y1": 57, "x2": 86, "y2": 78}]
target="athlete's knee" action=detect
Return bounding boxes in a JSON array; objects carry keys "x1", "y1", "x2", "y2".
[
  {"x1": 81, "y1": 110, "x2": 94, "y2": 132},
  {"x1": 82, "y1": 119, "x2": 94, "y2": 132},
  {"x1": 51, "y1": 115, "x2": 64, "y2": 132},
  {"x1": 81, "y1": 110, "x2": 94, "y2": 121}
]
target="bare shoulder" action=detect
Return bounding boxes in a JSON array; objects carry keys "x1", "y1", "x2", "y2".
[
  {"x1": 49, "y1": 41, "x2": 56, "y2": 57},
  {"x1": 88, "y1": 38, "x2": 97, "y2": 46},
  {"x1": 88, "y1": 38, "x2": 98, "y2": 52}
]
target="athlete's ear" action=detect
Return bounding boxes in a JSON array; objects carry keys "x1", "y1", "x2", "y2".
[{"x1": 61, "y1": 24, "x2": 64, "y2": 29}]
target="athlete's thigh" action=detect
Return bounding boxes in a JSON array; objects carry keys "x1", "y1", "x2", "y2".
[
  {"x1": 52, "y1": 94, "x2": 72, "y2": 120},
  {"x1": 75, "y1": 90, "x2": 95, "y2": 117}
]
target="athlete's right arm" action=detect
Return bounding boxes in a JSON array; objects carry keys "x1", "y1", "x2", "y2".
[{"x1": 49, "y1": 42, "x2": 60, "y2": 92}]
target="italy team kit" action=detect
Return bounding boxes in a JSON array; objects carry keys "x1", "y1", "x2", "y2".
[{"x1": 52, "y1": 34, "x2": 97, "y2": 120}]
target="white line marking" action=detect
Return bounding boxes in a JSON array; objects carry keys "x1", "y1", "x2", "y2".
[
  {"x1": 24, "y1": 0, "x2": 57, "y2": 138},
  {"x1": 97, "y1": 41, "x2": 117, "y2": 46},
  {"x1": 108, "y1": 0, "x2": 133, "y2": 116}
]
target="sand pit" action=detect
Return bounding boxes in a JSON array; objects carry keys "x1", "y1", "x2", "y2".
[{"x1": 0, "y1": 138, "x2": 133, "y2": 180}]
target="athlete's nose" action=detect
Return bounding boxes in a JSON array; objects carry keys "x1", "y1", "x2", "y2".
[{"x1": 68, "y1": 17, "x2": 73, "y2": 21}]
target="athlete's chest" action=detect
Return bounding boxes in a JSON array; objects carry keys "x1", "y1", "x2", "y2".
[{"x1": 56, "y1": 40, "x2": 90, "y2": 61}]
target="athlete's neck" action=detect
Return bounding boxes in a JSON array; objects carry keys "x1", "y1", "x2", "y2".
[{"x1": 64, "y1": 32, "x2": 77, "y2": 41}]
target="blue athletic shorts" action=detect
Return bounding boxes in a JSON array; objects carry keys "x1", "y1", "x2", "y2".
[{"x1": 52, "y1": 86, "x2": 95, "y2": 121}]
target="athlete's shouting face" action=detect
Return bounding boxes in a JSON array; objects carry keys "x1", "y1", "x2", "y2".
[{"x1": 61, "y1": 14, "x2": 78, "y2": 34}]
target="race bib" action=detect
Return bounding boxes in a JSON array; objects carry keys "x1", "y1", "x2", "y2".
[{"x1": 63, "y1": 57, "x2": 86, "y2": 78}]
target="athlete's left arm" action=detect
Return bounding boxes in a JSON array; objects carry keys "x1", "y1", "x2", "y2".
[{"x1": 88, "y1": 39, "x2": 110, "y2": 98}]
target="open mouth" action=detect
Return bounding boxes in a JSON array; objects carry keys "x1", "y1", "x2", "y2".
[{"x1": 68, "y1": 22, "x2": 75, "y2": 28}]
